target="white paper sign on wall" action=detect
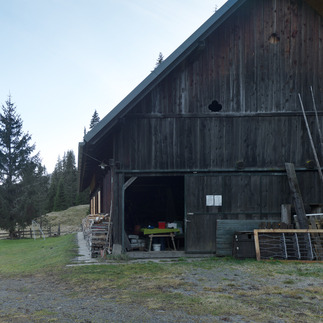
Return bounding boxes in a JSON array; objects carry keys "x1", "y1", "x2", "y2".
[{"x1": 206, "y1": 195, "x2": 222, "y2": 206}]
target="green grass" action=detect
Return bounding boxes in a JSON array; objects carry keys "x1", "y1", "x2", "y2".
[{"x1": 0, "y1": 234, "x2": 76, "y2": 276}]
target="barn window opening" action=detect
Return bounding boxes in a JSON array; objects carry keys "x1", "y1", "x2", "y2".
[
  {"x1": 269, "y1": 33, "x2": 280, "y2": 44},
  {"x1": 208, "y1": 100, "x2": 222, "y2": 112}
]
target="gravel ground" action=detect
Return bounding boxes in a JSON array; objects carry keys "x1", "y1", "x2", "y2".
[
  {"x1": 0, "y1": 275, "x2": 222, "y2": 323},
  {"x1": 1, "y1": 263, "x2": 322, "y2": 323}
]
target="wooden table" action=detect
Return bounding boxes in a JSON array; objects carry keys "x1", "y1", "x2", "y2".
[{"x1": 142, "y1": 228, "x2": 180, "y2": 251}]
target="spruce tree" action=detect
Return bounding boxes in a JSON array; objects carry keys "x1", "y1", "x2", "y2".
[
  {"x1": 62, "y1": 150, "x2": 77, "y2": 207},
  {"x1": 155, "y1": 52, "x2": 164, "y2": 67},
  {"x1": 0, "y1": 96, "x2": 48, "y2": 235},
  {"x1": 53, "y1": 178, "x2": 67, "y2": 211},
  {"x1": 46, "y1": 157, "x2": 63, "y2": 212},
  {"x1": 89, "y1": 110, "x2": 100, "y2": 130}
]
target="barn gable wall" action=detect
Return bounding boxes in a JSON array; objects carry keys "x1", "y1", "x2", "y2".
[{"x1": 112, "y1": 0, "x2": 323, "y2": 172}]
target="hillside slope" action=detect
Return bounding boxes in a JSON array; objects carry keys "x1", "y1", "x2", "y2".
[{"x1": 43, "y1": 205, "x2": 89, "y2": 234}]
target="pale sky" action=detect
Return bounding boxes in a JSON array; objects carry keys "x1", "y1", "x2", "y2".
[{"x1": 0, "y1": 0, "x2": 228, "y2": 173}]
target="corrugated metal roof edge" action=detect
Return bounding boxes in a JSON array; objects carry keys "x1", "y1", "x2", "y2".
[{"x1": 83, "y1": 0, "x2": 245, "y2": 145}]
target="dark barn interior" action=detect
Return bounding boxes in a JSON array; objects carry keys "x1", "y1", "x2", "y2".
[{"x1": 124, "y1": 176, "x2": 185, "y2": 249}]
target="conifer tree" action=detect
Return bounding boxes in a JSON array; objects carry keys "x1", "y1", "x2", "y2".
[
  {"x1": 155, "y1": 52, "x2": 164, "y2": 67},
  {"x1": 0, "y1": 96, "x2": 48, "y2": 235},
  {"x1": 53, "y1": 178, "x2": 67, "y2": 211},
  {"x1": 89, "y1": 110, "x2": 100, "y2": 130},
  {"x1": 62, "y1": 150, "x2": 77, "y2": 207},
  {"x1": 46, "y1": 156, "x2": 63, "y2": 212}
]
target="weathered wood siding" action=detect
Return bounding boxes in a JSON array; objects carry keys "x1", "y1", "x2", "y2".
[
  {"x1": 185, "y1": 172, "x2": 323, "y2": 217},
  {"x1": 115, "y1": 115, "x2": 322, "y2": 171},
  {"x1": 112, "y1": 0, "x2": 323, "y2": 173}
]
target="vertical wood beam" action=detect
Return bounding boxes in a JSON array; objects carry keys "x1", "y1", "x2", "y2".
[
  {"x1": 254, "y1": 230, "x2": 261, "y2": 261},
  {"x1": 98, "y1": 190, "x2": 101, "y2": 214}
]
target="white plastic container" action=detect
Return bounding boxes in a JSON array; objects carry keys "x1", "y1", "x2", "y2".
[
  {"x1": 167, "y1": 222, "x2": 177, "y2": 229},
  {"x1": 152, "y1": 244, "x2": 161, "y2": 251}
]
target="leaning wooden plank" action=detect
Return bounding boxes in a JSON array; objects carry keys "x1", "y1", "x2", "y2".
[
  {"x1": 310, "y1": 86, "x2": 323, "y2": 160},
  {"x1": 298, "y1": 93, "x2": 323, "y2": 184},
  {"x1": 285, "y1": 163, "x2": 309, "y2": 229}
]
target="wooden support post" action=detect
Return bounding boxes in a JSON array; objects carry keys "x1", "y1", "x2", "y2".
[
  {"x1": 308, "y1": 216, "x2": 323, "y2": 260},
  {"x1": 254, "y1": 230, "x2": 261, "y2": 261},
  {"x1": 285, "y1": 163, "x2": 309, "y2": 229}
]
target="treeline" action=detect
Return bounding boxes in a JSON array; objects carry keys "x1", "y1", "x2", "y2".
[
  {"x1": 0, "y1": 96, "x2": 89, "y2": 236},
  {"x1": 47, "y1": 151, "x2": 89, "y2": 212}
]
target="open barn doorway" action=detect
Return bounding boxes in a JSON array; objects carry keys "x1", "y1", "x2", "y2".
[{"x1": 124, "y1": 176, "x2": 185, "y2": 251}]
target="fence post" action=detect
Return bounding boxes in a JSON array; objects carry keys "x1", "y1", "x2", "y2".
[
  {"x1": 30, "y1": 228, "x2": 32, "y2": 239},
  {"x1": 49, "y1": 225, "x2": 51, "y2": 237},
  {"x1": 58, "y1": 223, "x2": 60, "y2": 236}
]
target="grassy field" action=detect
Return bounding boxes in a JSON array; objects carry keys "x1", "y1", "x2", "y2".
[
  {"x1": 0, "y1": 235, "x2": 322, "y2": 322},
  {"x1": 0, "y1": 235, "x2": 76, "y2": 275}
]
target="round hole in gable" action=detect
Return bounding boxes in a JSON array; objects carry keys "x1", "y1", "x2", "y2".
[{"x1": 208, "y1": 100, "x2": 222, "y2": 112}]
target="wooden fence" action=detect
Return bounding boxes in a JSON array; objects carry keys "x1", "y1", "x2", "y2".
[{"x1": 0, "y1": 225, "x2": 61, "y2": 240}]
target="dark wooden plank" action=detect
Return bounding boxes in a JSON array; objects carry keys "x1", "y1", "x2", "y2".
[{"x1": 285, "y1": 163, "x2": 309, "y2": 229}]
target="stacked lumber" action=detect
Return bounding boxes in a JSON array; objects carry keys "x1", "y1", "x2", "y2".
[{"x1": 82, "y1": 214, "x2": 111, "y2": 257}]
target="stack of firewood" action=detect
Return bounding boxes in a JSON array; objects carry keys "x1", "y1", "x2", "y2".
[{"x1": 82, "y1": 214, "x2": 111, "y2": 257}]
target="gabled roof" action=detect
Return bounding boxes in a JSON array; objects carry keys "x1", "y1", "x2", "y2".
[{"x1": 83, "y1": 0, "x2": 247, "y2": 146}]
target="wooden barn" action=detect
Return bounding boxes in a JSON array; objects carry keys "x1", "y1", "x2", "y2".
[{"x1": 78, "y1": 0, "x2": 323, "y2": 255}]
